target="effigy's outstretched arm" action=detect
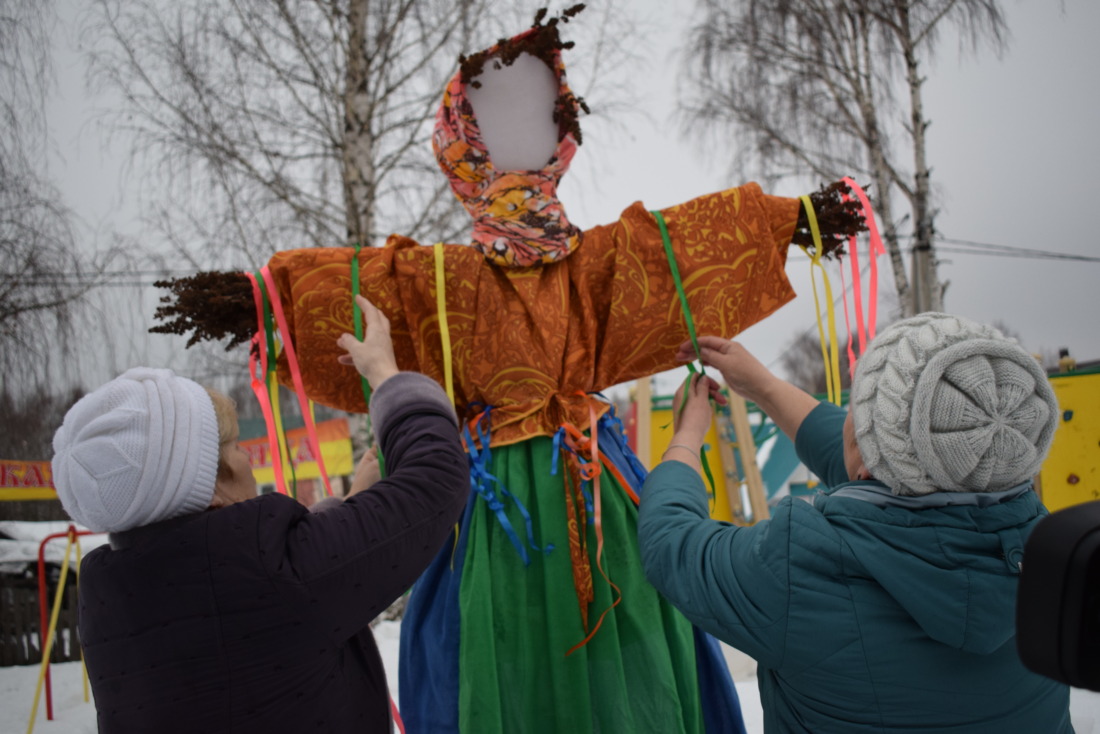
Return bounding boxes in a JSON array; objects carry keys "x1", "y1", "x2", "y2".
[
  {"x1": 149, "y1": 182, "x2": 871, "y2": 350},
  {"x1": 589, "y1": 179, "x2": 873, "y2": 390}
]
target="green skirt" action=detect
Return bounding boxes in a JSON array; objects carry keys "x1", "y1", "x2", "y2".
[{"x1": 399, "y1": 425, "x2": 740, "y2": 733}]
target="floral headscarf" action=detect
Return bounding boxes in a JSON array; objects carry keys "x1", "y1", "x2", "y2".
[{"x1": 433, "y1": 26, "x2": 583, "y2": 268}]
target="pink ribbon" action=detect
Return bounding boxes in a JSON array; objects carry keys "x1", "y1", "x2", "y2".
[
  {"x1": 840, "y1": 177, "x2": 886, "y2": 370},
  {"x1": 259, "y1": 266, "x2": 335, "y2": 498},
  {"x1": 244, "y1": 272, "x2": 289, "y2": 494}
]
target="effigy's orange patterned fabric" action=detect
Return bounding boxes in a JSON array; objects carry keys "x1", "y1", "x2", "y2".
[{"x1": 267, "y1": 184, "x2": 800, "y2": 447}]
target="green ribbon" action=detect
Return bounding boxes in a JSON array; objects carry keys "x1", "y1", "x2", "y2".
[
  {"x1": 351, "y1": 243, "x2": 373, "y2": 408},
  {"x1": 653, "y1": 211, "x2": 704, "y2": 368},
  {"x1": 652, "y1": 211, "x2": 719, "y2": 503},
  {"x1": 351, "y1": 246, "x2": 387, "y2": 488}
]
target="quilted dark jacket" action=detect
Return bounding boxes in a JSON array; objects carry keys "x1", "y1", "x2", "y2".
[{"x1": 77, "y1": 372, "x2": 467, "y2": 733}]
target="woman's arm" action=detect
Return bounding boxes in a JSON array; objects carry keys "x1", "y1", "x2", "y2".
[
  {"x1": 278, "y1": 301, "x2": 467, "y2": 633},
  {"x1": 278, "y1": 372, "x2": 467, "y2": 634},
  {"x1": 638, "y1": 460, "x2": 790, "y2": 667}
]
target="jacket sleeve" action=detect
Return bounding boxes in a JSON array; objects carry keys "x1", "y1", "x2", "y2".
[
  {"x1": 638, "y1": 459, "x2": 790, "y2": 667},
  {"x1": 263, "y1": 372, "x2": 467, "y2": 639},
  {"x1": 793, "y1": 401, "x2": 850, "y2": 489}
]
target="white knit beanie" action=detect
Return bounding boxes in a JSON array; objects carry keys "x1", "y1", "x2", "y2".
[
  {"x1": 849, "y1": 313, "x2": 1058, "y2": 496},
  {"x1": 51, "y1": 367, "x2": 221, "y2": 532}
]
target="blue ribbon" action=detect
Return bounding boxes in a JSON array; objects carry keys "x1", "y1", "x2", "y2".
[
  {"x1": 465, "y1": 408, "x2": 552, "y2": 565},
  {"x1": 549, "y1": 426, "x2": 595, "y2": 518},
  {"x1": 595, "y1": 399, "x2": 650, "y2": 481},
  {"x1": 551, "y1": 427, "x2": 565, "y2": 477}
]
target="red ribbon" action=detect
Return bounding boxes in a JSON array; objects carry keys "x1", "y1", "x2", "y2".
[
  {"x1": 244, "y1": 272, "x2": 289, "y2": 494},
  {"x1": 840, "y1": 177, "x2": 886, "y2": 373},
  {"x1": 259, "y1": 266, "x2": 335, "y2": 498}
]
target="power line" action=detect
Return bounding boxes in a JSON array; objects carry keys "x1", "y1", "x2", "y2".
[
  {"x1": 900, "y1": 234, "x2": 1100, "y2": 263},
  {"x1": 788, "y1": 239, "x2": 1100, "y2": 263},
  {"x1": 934, "y1": 241, "x2": 1100, "y2": 263},
  {"x1": 6, "y1": 280, "x2": 182, "y2": 289},
  {"x1": 4, "y1": 269, "x2": 203, "y2": 278},
  {"x1": 4, "y1": 270, "x2": 223, "y2": 289}
]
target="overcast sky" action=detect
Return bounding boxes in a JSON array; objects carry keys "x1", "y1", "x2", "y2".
[
  {"x1": 559, "y1": 0, "x2": 1100, "y2": 389},
  {"x1": 48, "y1": 0, "x2": 1100, "y2": 393}
]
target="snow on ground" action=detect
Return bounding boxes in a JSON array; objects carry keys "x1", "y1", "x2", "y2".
[
  {"x1": 0, "y1": 516, "x2": 1095, "y2": 732},
  {"x1": 2, "y1": 658, "x2": 99, "y2": 734},
  {"x1": 2, "y1": 621, "x2": 1097, "y2": 733}
]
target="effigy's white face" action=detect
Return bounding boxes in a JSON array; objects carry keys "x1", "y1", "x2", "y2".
[{"x1": 466, "y1": 51, "x2": 559, "y2": 172}]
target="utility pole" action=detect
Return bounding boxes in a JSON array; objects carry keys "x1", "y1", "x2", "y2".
[
  {"x1": 909, "y1": 241, "x2": 944, "y2": 315},
  {"x1": 910, "y1": 244, "x2": 930, "y2": 314}
]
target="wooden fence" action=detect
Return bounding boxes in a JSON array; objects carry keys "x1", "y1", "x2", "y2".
[
  {"x1": 0, "y1": 499, "x2": 69, "y2": 523},
  {"x1": 0, "y1": 567, "x2": 81, "y2": 667}
]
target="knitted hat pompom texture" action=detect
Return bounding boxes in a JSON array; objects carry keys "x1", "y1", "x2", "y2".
[
  {"x1": 850, "y1": 313, "x2": 1058, "y2": 496},
  {"x1": 51, "y1": 367, "x2": 221, "y2": 533}
]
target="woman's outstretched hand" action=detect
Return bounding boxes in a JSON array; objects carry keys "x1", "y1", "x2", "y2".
[
  {"x1": 671, "y1": 373, "x2": 726, "y2": 440},
  {"x1": 676, "y1": 336, "x2": 775, "y2": 404},
  {"x1": 678, "y1": 335, "x2": 821, "y2": 444},
  {"x1": 336, "y1": 295, "x2": 399, "y2": 390},
  {"x1": 346, "y1": 446, "x2": 382, "y2": 498},
  {"x1": 661, "y1": 373, "x2": 724, "y2": 472}
]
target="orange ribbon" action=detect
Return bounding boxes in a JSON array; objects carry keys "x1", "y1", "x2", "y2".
[{"x1": 562, "y1": 394, "x2": 636, "y2": 656}]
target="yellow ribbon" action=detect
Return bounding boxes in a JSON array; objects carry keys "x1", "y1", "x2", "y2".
[
  {"x1": 799, "y1": 195, "x2": 843, "y2": 406},
  {"x1": 266, "y1": 349, "x2": 297, "y2": 498},
  {"x1": 433, "y1": 242, "x2": 456, "y2": 405},
  {"x1": 434, "y1": 242, "x2": 461, "y2": 566}
]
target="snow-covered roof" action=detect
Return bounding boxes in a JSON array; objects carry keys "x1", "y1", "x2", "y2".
[{"x1": 0, "y1": 521, "x2": 107, "y2": 572}]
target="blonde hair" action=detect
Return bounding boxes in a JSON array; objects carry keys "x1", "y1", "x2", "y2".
[{"x1": 205, "y1": 388, "x2": 240, "y2": 480}]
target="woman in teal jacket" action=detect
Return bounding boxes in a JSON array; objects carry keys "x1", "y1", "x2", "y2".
[{"x1": 638, "y1": 313, "x2": 1073, "y2": 733}]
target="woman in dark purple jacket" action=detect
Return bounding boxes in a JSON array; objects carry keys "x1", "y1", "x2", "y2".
[{"x1": 51, "y1": 296, "x2": 467, "y2": 733}]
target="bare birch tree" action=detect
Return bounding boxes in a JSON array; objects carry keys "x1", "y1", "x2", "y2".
[
  {"x1": 84, "y1": 0, "x2": 471, "y2": 267},
  {"x1": 84, "y1": 1, "x2": 637, "y2": 273},
  {"x1": 80, "y1": 0, "x2": 639, "y2": 429},
  {"x1": 679, "y1": 0, "x2": 1009, "y2": 316}
]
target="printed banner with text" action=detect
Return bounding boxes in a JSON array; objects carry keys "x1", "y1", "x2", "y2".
[
  {"x1": 0, "y1": 460, "x2": 55, "y2": 500},
  {"x1": 241, "y1": 418, "x2": 354, "y2": 486}
]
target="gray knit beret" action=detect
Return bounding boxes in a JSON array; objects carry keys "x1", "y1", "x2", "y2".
[{"x1": 849, "y1": 313, "x2": 1058, "y2": 495}]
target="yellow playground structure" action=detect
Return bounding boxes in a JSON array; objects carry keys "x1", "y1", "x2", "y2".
[{"x1": 1038, "y1": 369, "x2": 1100, "y2": 512}]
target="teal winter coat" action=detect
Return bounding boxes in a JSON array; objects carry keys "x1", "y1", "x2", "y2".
[{"x1": 638, "y1": 402, "x2": 1072, "y2": 733}]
